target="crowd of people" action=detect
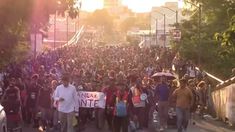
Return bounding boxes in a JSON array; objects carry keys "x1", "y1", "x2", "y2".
[{"x1": 0, "y1": 44, "x2": 212, "y2": 132}]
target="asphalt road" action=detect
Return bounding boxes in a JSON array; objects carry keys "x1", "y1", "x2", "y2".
[{"x1": 21, "y1": 117, "x2": 235, "y2": 132}]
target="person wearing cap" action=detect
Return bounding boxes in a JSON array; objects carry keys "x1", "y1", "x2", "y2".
[
  {"x1": 53, "y1": 74, "x2": 79, "y2": 132},
  {"x1": 172, "y1": 78, "x2": 194, "y2": 132}
]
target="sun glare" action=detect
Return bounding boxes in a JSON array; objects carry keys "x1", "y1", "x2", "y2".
[
  {"x1": 81, "y1": 0, "x2": 103, "y2": 12},
  {"x1": 81, "y1": 0, "x2": 180, "y2": 12}
]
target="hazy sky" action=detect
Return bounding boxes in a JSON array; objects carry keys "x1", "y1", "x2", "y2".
[{"x1": 80, "y1": 0, "x2": 182, "y2": 12}]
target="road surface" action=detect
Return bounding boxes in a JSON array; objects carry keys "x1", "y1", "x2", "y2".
[{"x1": 21, "y1": 117, "x2": 235, "y2": 132}]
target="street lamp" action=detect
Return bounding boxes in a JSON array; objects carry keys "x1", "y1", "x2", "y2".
[
  {"x1": 75, "y1": 1, "x2": 82, "y2": 32},
  {"x1": 54, "y1": 1, "x2": 62, "y2": 50},
  {"x1": 156, "y1": 18, "x2": 158, "y2": 45},
  {"x1": 155, "y1": 11, "x2": 166, "y2": 48},
  {"x1": 161, "y1": 6, "x2": 178, "y2": 26},
  {"x1": 54, "y1": 12, "x2": 57, "y2": 51},
  {"x1": 183, "y1": 0, "x2": 202, "y2": 65},
  {"x1": 67, "y1": 13, "x2": 69, "y2": 46}
]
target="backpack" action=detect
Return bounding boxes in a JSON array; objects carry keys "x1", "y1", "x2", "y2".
[{"x1": 116, "y1": 101, "x2": 127, "y2": 117}]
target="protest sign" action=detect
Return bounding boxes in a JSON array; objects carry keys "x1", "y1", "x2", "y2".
[{"x1": 77, "y1": 91, "x2": 106, "y2": 109}]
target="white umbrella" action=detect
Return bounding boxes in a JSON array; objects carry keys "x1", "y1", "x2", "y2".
[{"x1": 151, "y1": 72, "x2": 176, "y2": 80}]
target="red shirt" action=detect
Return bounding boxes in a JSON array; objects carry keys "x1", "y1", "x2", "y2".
[
  {"x1": 103, "y1": 87, "x2": 117, "y2": 107},
  {"x1": 113, "y1": 89, "x2": 129, "y2": 116}
]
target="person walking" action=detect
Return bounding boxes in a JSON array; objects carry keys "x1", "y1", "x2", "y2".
[
  {"x1": 113, "y1": 84, "x2": 129, "y2": 132},
  {"x1": 103, "y1": 79, "x2": 117, "y2": 131},
  {"x1": 155, "y1": 76, "x2": 170, "y2": 131},
  {"x1": 197, "y1": 81, "x2": 208, "y2": 118},
  {"x1": 172, "y1": 78, "x2": 193, "y2": 132},
  {"x1": 54, "y1": 74, "x2": 79, "y2": 132},
  {"x1": 25, "y1": 74, "x2": 41, "y2": 128},
  {"x1": 37, "y1": 79, "x2": 53, "y2": 130},
  {"x1": 188, "y1": 79, "x2": 199, "y2": 125},
  {"x1": 1, "y1": 78, "x2": 22, "y2": 128}
]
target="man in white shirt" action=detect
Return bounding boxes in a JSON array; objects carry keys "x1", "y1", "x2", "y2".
[{"x1": 54, "y1": 74, "x2": 79, "y2": 132}]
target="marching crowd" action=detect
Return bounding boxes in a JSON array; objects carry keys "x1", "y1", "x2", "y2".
[{"x1": 0, "y1": 44, "x2": 211, "y2": 132}]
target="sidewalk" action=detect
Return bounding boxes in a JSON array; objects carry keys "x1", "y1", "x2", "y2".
[{"x1": 193, "y1": 115, "x2": 235, "y2": 132}]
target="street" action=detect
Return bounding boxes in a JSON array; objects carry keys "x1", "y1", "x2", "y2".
[
  {"x1": 21, "y1": 117, "x2": 235, "y2": 132},
  {"x1": 1, "y1": 0, "x2": 235, "y2": 132}
]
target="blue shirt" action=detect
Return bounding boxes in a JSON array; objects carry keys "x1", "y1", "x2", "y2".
[{"x1": 155, "y1": 83, "x2": 170, "y2": 101}]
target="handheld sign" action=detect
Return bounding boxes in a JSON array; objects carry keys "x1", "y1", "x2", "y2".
[{"x1": 77, "y1": 91, "x2": 106, "y2": 109}]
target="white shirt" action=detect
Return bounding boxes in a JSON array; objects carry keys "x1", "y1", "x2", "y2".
[{"x1": 54, "y1": 84, "x2": 79, "y2": 113}]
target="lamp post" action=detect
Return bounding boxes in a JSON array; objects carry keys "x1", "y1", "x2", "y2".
[
  {"x1": 161, "y1": 6, "x2": 178, "y2": 26},
  {"x1": 54, "y1": 11, "x2": 56, "y2": 51},
  {"x1": 156, "y1": 18, "x2": 158, "y2": 45},
  {"x1": 78, "y1": 1, "x2": 82, "y2": 32},
  {"x1": 164, "y1": 14, "x2": 166, "y2": 48},
  {"x1": 184, "y1": 0, "x2": 202, "y2": 65},
  {"x1": 67, "y1": 13, "x2": 69, "y2": 46},
  {"x1": 34, "y1": 24, "x2": 37, "y2": 59},
  {"x1": 75, "y1": 2, "x2": 82, "y2": 32},
  {"x1": 149, "y1": 13, "x2": 152, "y2": 46},
  {"x1": 155, "y1": 11, "x2": 166, "y2": 48},
  {"x1": 56, "y1": 1, "x2": 62, "y2": 49}
]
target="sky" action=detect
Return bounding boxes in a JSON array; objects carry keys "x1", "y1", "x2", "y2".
[{"x1": 80, "y1": 0, "x2": 182, "y2": 12}]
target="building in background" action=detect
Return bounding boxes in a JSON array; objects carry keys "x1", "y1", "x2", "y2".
[
  {"x1": 103, "y1": 0, "x2": 121, "y2": 8},
  {"x1": 150, "y1": 2, "x2": 188, "y2": 47}
]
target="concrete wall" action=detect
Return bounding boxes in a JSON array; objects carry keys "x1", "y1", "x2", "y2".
[{"x1": 212, "y1": 82, "x2": 235, "y2": 125}]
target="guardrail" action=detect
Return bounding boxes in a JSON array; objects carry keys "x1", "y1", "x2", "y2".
[
  {"x1": 195, "y1": 67, "x2": 235, "y2": 125},
  {"x1": 211, "y1": 77, "x2": 235, "y2": 125},
  {"x1": 195, "y1": 67, "x2": 224, "y2": 83},
  {"x1": 62, "y1": 25, "x2": 85, "y2": 47}
]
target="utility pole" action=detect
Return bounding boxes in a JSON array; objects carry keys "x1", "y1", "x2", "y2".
[
  {"x1": 161, "y1": 6, "x2": 178, "y2": 26},
  {"x1": 34, "y1": 25, "x2": 37, "y2": 59},
  {"x1": 155, "y1": 11, "x2": 166, "y2": 48},
  {"x1": 156, "y1": 19, "x2": 158, "y2": 45},
  {"x1": 198, "y1": 4, "x2": 202, "y2": 65},
  {"x1": 184, "y1": 1, "x2": 202, "y2": 65},
  {"x1": 163, "y1": 14, "x2": 166, "y2": 48},
  {"x1": 75, "y1": 19, "x2": 77, "y2": 32},
  {"x1": 67, "y1": 14, "x2": 69, "y2": 46},
  {"x1": 54, "y1": 12, "x2": 56, "y2": 50},
  {"x1": 149, "y1": 12, "x2": 152, "y2": 46},
  {"x1": 176, "y1": 10, "x2": 178, "y2": 26}
]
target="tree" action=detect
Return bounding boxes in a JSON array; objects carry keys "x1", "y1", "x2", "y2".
[
  {"x1": 0, "y1": 0, "x2": 31, "y2": 68},
  {"x1": 215, "y1": 14, "x2": 235, "y2": 54},
  {"x1": 86, "y1": 9, "x2": 114, "y2": 33},
  {"x1": 0, "y1": 0, "x2": 79, "y2": 68},
  {"x1": 119, "y1": 15, "x2": 150, "y2": 33},
  {"x1": 120, "y1": 17, "x2": 136, "y2": 32},
  {"x1": 173, "y1": 0, "x2": 235, "y2": 79}
]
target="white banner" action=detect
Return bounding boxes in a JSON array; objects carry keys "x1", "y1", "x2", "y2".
[{"x1": 77, "y1": 91, "x2": 106, "y2": 109}]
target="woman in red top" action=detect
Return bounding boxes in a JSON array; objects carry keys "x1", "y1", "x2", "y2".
[
  {"x1": 113, "y1": 83, "x2": 129, "y2": 132},
  {"x1": 102, "y1": 80, "x2": 117, "y2": 130}
]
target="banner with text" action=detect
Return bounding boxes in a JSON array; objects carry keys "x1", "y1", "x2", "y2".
[{"x1": 77, "y1": 91, "x2": 106, "y2": 109}]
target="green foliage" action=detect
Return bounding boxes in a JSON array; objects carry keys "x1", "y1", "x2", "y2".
[
  {"x1": 126, "y1": 36, "x2": 140, "y2": 45},
  {"x1": 0, "y1": 0, "x2": 78, "y2": 69},
  {"x1": 86, "y1": 9, "x2": 114, "y2": 33},
  {"x1": 174, "y1": 0, "x2": 235, "y2": 79},
  {"x1": 216, "y1": 15, "x2": 235, "y2": 48},
  {"x1": 120, "y1": 17, "x2": 136, "y2": 32},
  {"x1": 0, "y1": 0, "x2": 31, "y2": 68},
  {"x1": 120, "y1": 15, "x2": 150, "y2": 32},
  {"x1": 85, "y1": 9, "x2": 114, "y2": 43}
]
